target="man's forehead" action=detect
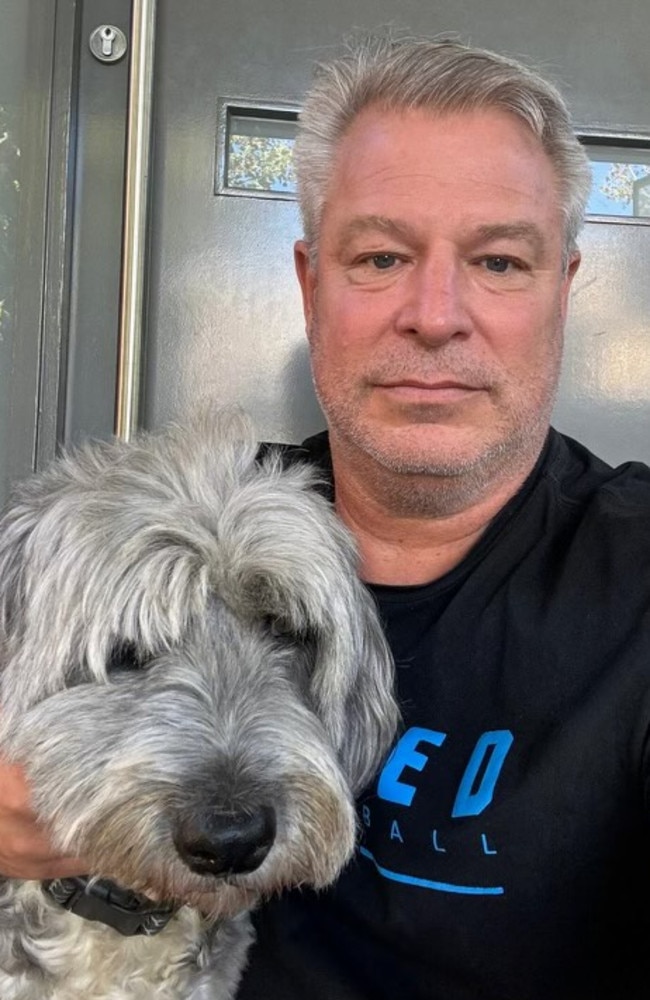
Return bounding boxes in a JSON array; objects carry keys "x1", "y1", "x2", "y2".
[
  {"x1": 320, "y1": 107, "x2": 564, "y2": 246},
  {"x1": 330, "y1": 106, "x2": 558, "y2": 187}
]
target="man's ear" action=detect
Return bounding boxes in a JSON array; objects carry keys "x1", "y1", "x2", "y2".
[
  {"x1": 560, "y1": 249, "x2": 581, "y2": 320},
  {"x1": 566, "y1": 249, "x2": 581, "y2": 280},
  {"x1": 294, "y1": 240, "x2": 317, "y2": 335}
]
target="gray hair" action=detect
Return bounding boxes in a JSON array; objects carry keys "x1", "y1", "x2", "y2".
[{"x1": 294, "y1": 35, "x2": 592, "y2": 262}]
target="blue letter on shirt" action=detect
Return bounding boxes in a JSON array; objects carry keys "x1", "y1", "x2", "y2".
[
  {"x1": 378, "y1": 727, "x2": 447, "y2": 806},
  {"x1": 452, "y1": 730, "x2": 514, "y2": 818}
]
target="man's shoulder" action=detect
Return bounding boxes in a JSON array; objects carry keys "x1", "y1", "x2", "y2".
[
  {"x1": 547, "y1": 428, "x2": 650, "y2": 514},
  {"x1": 256, "y1": 431, "x2": 333, "y2": 500},
  {"x1": 257, "y1": 430, "x2": 331, "y2": 473},
  {"x1": 538, "y1": 430, "x2": 650, "y2": 593}
]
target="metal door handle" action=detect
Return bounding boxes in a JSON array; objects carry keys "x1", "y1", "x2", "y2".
[{"x1": 114, "y1": 1, "x2": 157, "y2": 440}]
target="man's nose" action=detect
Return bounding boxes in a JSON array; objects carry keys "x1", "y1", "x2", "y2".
[{"x1": 394, "y1": 256, "x2": 471, "y2": 344}]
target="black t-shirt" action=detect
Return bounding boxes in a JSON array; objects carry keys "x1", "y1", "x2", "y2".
[{"x1": 238, "y1": 429, "x2": 650, "y2": 999}]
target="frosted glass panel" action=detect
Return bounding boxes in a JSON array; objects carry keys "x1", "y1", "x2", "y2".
[
  {"x1": 219, "y1": 105, "x2": 298, "y2": 196},
  {"x1": 219, "y1": 114, "x2": 650, "y2": 220},
  {"x1": 585, "y1": 144, "x2": 650, "y2": 219}
]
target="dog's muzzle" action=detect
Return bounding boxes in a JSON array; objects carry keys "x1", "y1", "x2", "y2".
[{"x1": 42, "y1": 876, "x2": 176, "y2": 936}]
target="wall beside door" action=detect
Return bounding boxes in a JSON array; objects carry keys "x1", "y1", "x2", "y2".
[{"x1": 141, "y1": 0, "x2": 650, "y2": 466}]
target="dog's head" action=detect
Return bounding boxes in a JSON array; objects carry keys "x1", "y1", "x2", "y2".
[{"x1": 0, "y1": 409, "x2": 397, "y2": 794}]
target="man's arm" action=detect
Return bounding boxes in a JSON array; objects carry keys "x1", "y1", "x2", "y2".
[{"x1": 0, "y1": 760, "x2": 85, "y2": 878}]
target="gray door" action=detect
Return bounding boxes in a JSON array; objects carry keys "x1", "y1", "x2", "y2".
[
  {"x1": 3, "y1": 0, "x2": 649, "y2": 497},
  {"x1": 0, "y1": 0, "x2": 132, "y2": 505},
  {"x1": 141, "y1": 0, "x2": 650, "y2": 467}
]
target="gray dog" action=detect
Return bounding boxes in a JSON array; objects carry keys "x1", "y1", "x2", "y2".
[{"x1": 0, "y1": 409, "x2": 398, "y2": 1000}]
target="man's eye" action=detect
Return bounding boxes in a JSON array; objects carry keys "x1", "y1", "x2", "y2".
[
  {"x1": 370, "y1": 254, "x2": 398, "y2": 270},
  {"x1": 484, "y1": 256, "x2": 514, "y2": 273}
]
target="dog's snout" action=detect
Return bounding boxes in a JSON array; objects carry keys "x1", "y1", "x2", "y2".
[{"x1": 174, "y1": 806, "x2": 276, "y2": 878}]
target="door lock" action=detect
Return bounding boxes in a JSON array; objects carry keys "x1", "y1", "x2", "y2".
[{"x1": 89, "y1": 25, "x2": 128, "y2": 63}]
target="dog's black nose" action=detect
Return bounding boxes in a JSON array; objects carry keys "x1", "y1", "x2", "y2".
[{"x1": 174, "y1": 806, "x2": 276, "y2": 878}]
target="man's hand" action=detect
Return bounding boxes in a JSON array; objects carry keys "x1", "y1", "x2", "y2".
[{"x1": 0, "y1": 761, "x2": 86, "y2": 879}]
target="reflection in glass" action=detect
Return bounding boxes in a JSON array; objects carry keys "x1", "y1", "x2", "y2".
[
  {"x1": 222, "y1": 114, "x2": 650, "y2": 220},
  {"x1": 226, "y1": 113, "x2": 297, "y2": 193},
  {"x1": 585, "y1": 145, "x2": 650, "y2": 218},
  {"x1": 633, "y1": 174, "x2": 650, "y2": 216}
]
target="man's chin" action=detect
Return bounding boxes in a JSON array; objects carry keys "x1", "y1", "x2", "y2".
[
  {"x1": 340, "y1": 424, "x2": 503, "y2": 478},
  {"x1": 368, "y1": 449, "x2": 489, "y2": 479}
]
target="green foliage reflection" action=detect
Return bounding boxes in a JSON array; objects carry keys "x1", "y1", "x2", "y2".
[{"x1": 227, "y1": 136, "x2": 295, "y2": 193}]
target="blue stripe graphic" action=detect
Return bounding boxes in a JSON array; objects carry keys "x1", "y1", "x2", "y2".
[{"x1": 359, "y1": 846, "x2": 505, "y2": 896}]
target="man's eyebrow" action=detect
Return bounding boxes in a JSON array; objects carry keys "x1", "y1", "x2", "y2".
[
  {"x1": 473, "y1": 222, "x2": 546, "y2": 252},
  {"x1": 334, "y1": 217, "x2": 548, "y2": 255},
  {"x1": 335, "y1": 215, "x2": 420, "y2": 248}
]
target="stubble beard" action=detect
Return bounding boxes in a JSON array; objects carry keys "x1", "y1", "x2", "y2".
[{"x1": 309, "y1": 322, "x2": 563, "y2": 517}]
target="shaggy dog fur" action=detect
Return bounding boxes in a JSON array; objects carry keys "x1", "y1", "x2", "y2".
[{"x1": 0, "y1": 409, "x2": 398, "y2": 999}]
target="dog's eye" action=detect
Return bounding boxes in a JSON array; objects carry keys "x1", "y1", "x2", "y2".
[
  {"x1": 264, "y1": 616, "x2": 315, "y2": 647},
  {"x1": 265, "y1": 616, "x2": 295, "y2": 640},
  {"x1": 107, "y1": 641, "x2": 148, "y2": 673}
]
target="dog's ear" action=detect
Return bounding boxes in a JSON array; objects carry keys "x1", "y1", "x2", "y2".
[
  {"x1": 308, "y1": 571, "x2": 399, "y2": 795},
  {"x1": 0, "y1": 505, "x2": 29, "y2": 647},
  {"x1": 223, "y1": 455, "x2": 399, "y2": 794},
  {"x1": 0, "y1": 445, "x2": 108, "y2": 649},
  {"x1": 0, "y1": 438, "x2": 135, "y2": 722}
]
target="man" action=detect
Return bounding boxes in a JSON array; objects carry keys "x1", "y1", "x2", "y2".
[
  {"x1": 237, "y1": 38, "x2": 650, "y2": 999},
  {"x1": 3, "y1": 36, "x2": 650, "y2": 999}
]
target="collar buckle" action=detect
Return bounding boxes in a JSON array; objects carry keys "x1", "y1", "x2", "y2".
[{"x1": 42, "y1": 876, "x2": 176, "y2": 936}]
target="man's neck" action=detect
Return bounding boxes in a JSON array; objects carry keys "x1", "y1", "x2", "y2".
[{"x1": 331, "y1": 444, "x2": 540, "y2": 586}]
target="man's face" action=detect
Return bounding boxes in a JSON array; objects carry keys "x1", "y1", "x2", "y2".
[{"x1": 295, "y1": 106, "x2": 580, "y2": 483}]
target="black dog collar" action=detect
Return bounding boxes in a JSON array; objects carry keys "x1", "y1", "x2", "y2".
[{"x1": 42, "y1": 876, "x2": 176, "y2": 937}]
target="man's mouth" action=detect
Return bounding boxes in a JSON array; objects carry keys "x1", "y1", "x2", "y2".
[{"x1": 375, "y1": 378, "x2": 484, "y2": 402}]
